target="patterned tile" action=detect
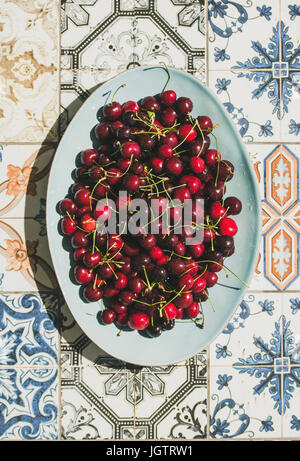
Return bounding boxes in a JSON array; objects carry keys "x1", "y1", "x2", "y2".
[
  {"x1": 0, "y1": 144, "x2": 55, "y2": 219},
  {"x1": 281, "y1": 72, "x2": 300, "y2": 142},
  {"x1": 209, "y1": 292, "x2": 282, "y2": 367},
  {"x1": 61, "y1": 365, "x2": 134, "y2": 439},
  {"x1": 208, "y1": 0, "x2": 279, "y2": 70},
  {"x1": 208, "y1": 70, "x2": 281, "y2": 143},
  {"x1": 0, "y1": 218, "x2": 59, "y2": 292},
  {"x1": 209, "y1": 366, "x2": 282, "y2": 439},
  {"x1": 0, "y1": 292, "x2": 59, "y2": 367},
  {"x1": 0, "y1": 367, "x2": 58, "y2": 440},
  {"x1": 0, "y1": 0, "x2": 59, "y2": 142},
  {"x1": 135, "y1": 364, "x2": 207, "y2": 439}
]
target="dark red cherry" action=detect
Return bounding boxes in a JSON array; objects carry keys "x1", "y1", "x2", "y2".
[
  {"x1": 122, "y1": 100, "x2": 139, "y2": 112},
  {"x1": 160, "y1": 90, "x2": 177, "y2": 106},
  {"x1": 71, "y1": 230, "x2": 89, "y2": 248},
  {"x1": 140, "y1": 96, "x2": 160, "y2": 112},
  {"x1": 128, "y1": 312, "x2": 150, "y2": 330},
  {"x1": 197, "y1": 115, "x2": 213, "y2": 133},
  {"x1": 59, "y1": 198, "x2": 77, "y2": 215},
  {"x1": 101, "y1": 309, "x2": 116, "y2": 324},
  {"x1": 166, "y1": 157, "x2": 183, "y2": 176},
  {"x1": 94, "y1": 122, "x2": 111, "y2": 140},
  {"x1": 83, "y1": 250, "x2": 101, "y2": 268},
  {"x1": 161, "y1": 132, "x2": 178, "y2": 147},
  {"x1": 224, "y1": 196, "x2": 242, "y2": 215},
  {"x1": 74, "y1": 265, "x2": 93, "y2": 285},
  {"x1": 80, "y1": 149, "x2": 98, "y2": 166},
  {"x1": 176, "y1": 97, "x2": 193, "y2": 115},
  {"x1": 60, "y1": 216, "x2": 77, "y2": 235},
  {"x1": 83, "y1": 282, "x2": 103, "y2": 302},
  {"x1": 160, "y1": 107, "x2": 177, "y2": 127},
  {"x1": 103, "y1": 101, "x2": 122, "y2": 121},
  {"x1": 121, "y1": 141, "x2": 141, "y2": 159}
]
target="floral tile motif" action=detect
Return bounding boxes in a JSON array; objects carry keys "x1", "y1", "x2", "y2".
[
  {"x1": 135, "y1": 365, "x2": 207, "y2": 439},
  {"x1": 209, "y1": 366, "x2": 282, "y2": 439},
  {"x1": 0, "y1": 145, "x2": 55, "y2": 219},
  {"x1": 208, "y1": 0, "x2": 280, "y2": 69},
  {"x1": 0, "y1": 367, "x2": 58, "y2": 440},
  {"x1": 0, "y1": 292, "x2": 59, "y2": 367},
  {"x1": 209, "y1": 71, "x2": 281, "y2": 143},
  {"x1": 0, "y1": 219, "x2": 60, "y2": 292},
  {"x1": 281, "y1": 2, "x2": 300, "y2": 57},
  {"x1": 0, "y1": 0, "x2": 59, "y2": 142},
  {"x1": 281, "y1": 72, "x2": 300, "y2": 142},
  {"x1": 61, "y1": 366, "x2": 134, "y2": 439},
  {"x1": 210, "y1": 292, "x2": 282, "y2": 367},
  {"x1": 281, "y1": 293, "x2": 300, "y2": 437},
  {"x1": 154, "y1": 0, "x2": 205, "y2": 52}
]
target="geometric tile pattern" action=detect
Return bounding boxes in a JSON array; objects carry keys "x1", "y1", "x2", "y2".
[{"x1": 0, "y1": 0, "x2": 299, "y2": 441}]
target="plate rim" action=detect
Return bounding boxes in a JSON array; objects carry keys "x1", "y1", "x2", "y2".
[{"x1": 46, "y1": 66, "x2": 262, "y2": 366}]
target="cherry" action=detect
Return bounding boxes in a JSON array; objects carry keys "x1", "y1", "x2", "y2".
[
  {"x1": 185, "y1": 259, "x2": 198, "y2": 276},
  {"x1": 146, "y1": 324, "x2": 162, "y2": 338},
  {"x1": 149, "y1": 246, "x2": 164, "y2": 261},
  {"x1": 189, "y1": 241, "x2": 205, "y2": 258},
  {"x1": 103, "y1": 286, "x2": 120, "y2": 298},
  {"x1": 203, "y1": 228, "x2": 215, "y2": 243},
  {"x1": 117, "y1": 125, "x2": 132, "y2": 140},
  {"x1": 217, "y1": 160, "x2": 234, "y2": 182},
  {"x1": 203, "y1": 271, "x2": 218, "y2": 287},
  {"x1": 140, "y1": 96, "x2": 160, "y2": 112},
  {"x1": 189, "y1": 136, "x2": 210, "y2": 156},
  {"x1": 71, "y1": 230, "x2": 89, "y2": 248},
  {"x1": 176, "y1": 96, "x2": 193, "y2": 115},
  {"x1": 160, "y1": 90, "x2": 177, "y2": 106},
  {"x1": 138, "y1": 133, "x2": 155, "y2": 150},
  {"x1": 168, "y1": 258, "x2": 185, "y2": 275},
  {"x1": 157, "y1": 144, "x2": 173, "y2": 159},
  {"x1": 215, "y1": 235, "x2": 234, "y2": 255},
  {"x1": 94, "y1": 203, "x2": 111, "y2": 222},
  {"x1": 74, "y1": 265, "x2": 93, "y2": 284},
  {"x1": 174, "y1": 186, "x2": 191, "y2": 202},
  {"x1": 174, "y1": 241, "x2": 186, "y2": 256},
  {"x1": 175, "y1": 308, "x2": 184, "y2": 319},
  {"x1": 74, "y1": 188, "x2": 91, "y2": 207},
  {"x1": 140, "y1": 234, "x2": 157, "y2": 250},
  {"x1": 122, "y1": 100, "x2": 139, "y2": 112},
  {"x1": 83, "y1": 282, "x2": 103, "y2": 302},
  {"x1": 83, "y1": 250, "x2": 101, "y2": 268},
  {"x1": 73, "y1": 247, "x2": 88, "y2": 263},
  {"x1": 103, "y1": 101, "x2": 122, "y2": 121},
  {"x1": 151, "y1": 266, "x2": 167, "y2": 282},
  {"x1": 209, "y1": 202, "x2": 226, "y2": 221},
  {"x1": 160, "y1": 107, "x2": 177, "y2": 127},
  {"x1": 178, "y1": 274, "x2": 194, "y2": 290},
  {"x1": 186, "y1": 302, "x2": 199, "y2": 318},
  {"x1": 80, "y1": 213, "x2": 97, "y2": 232},
  {"x1": 101, "y1": 309, "x2": 116, "y2": 324},
  {"x1": 106, "y1": 167, "x2": 122, "y2": 185},
  {"x1": 94, "y1": 122, "x2": 111, "y2": 140},
  {"x1": 159, "y1": 318, "x2": 175, "y2": 331},
  {"x1": 149, "y1": 157, "x2": 164, "y2": 174},
  {"x1": 121, "y1": 141, "x2": 141, "y2": 159},
  {"x1": 123, "y1": 174, "x2": 140, "y2": 193},
  {"x1": 174, "y1": 292, "x2": 193, "y2": 309},
  {"x1": 180, "y1": 175, "x2": 201, "y2": 195},
  {"x1": 118, "y1": 290, "x2": 134, "y2": 306},
  {"x1": 80, "y1": 148, "x2": 99, "y2": 167},
  {"x1": 166, "y1": 157, "x2": 183, "y2": 176},
  {"x1": 206, "y1": 181, "x2": 225, "y2": 201},
  {"x1": 94, "y1": 182, "x2": 110, "y2": 198},
  {"x1": 190, "y1": 156, "x2": 205, "y2": 174},
  {"x1": 163, "y1": 302, "x2": 177, "y2": 320},
  {"x1": 205, "y1": 149, "x2": 220, "y2": 167},
  {"x1": 98, "y1": 263, "x2": 114, "y2": 279},
  {"x1": 219, "y1": 217, "x2": 238, "y2": 236},
  {"x1": 128, "y1": 312, "x2": 150, "y2": 330},
  {"x1": 128, "y1": 277, "x2": 144, "y2": 293},
  {"x1": 113, "y1": 272, "x2": 128, "y2": 290},
  {"x1": 224, "y1": 196, "x2": 242, "y2": 215},
  {"x1": 161, "y1": 132, "x2": 178, "y2": 147},
  {"x1": 122, "y1": 110, "x2": 137, "y2": 126},
  {"x1": 192, "y1": 277, "x2": 206, "y2": 293},
  {"x1": 89, "y1": 165, "x2": 103, "y2": 181},
  {"x1": 163, "y1": 233, "x2": 179, "y2": 250},
  {"x1": 178, "y1": 124, "x2": 197, "y2": 142},
  {"x1": 61, "y1": 216, "x2": 77, "y2": 235},
  {"x1": 197, "y1": 115, "x2": 213, "y2": 133}
]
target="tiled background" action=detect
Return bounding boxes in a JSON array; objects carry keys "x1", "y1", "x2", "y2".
[{"x1": 0, "y1": 0, "x2": 300, "y2": 440}]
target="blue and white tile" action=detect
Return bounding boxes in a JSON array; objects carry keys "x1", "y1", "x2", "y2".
[
  {"x1": 208, "y1": 0, "x2": 279, "y2": 70},
  {"x1": 0, "y1": 367, "x2": 58, "y2": 440},
  {"x1": 209, "y1": 292, "x2": 282, "y2": 367},
  {"x1": 209, "y1": 366, "x2": 282, "y2": 439},
  {"x1": 281, "y1": 2, "x2": 300, "y2": 55},
  {"x1": 208, "y1": 70, "x2": 281, "y2": 143},
  {"x1": 61, "y1": 365, "x2": 134, "y2": 439},
  {"x1": 281, "y1": 72, "x2": 300, "y2": 141},
  {"x1": 0, "y1": 293, "x2": 59, "y2": 367}
]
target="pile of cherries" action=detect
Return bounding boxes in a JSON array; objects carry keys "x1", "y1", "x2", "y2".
[{"x1": 58, "y1": 86, "x2": 242, "y2": 338}]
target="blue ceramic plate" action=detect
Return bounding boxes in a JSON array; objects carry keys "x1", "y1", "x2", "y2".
[{"x1": 47, "y1": 67, "x2": 261, "y2": 366}]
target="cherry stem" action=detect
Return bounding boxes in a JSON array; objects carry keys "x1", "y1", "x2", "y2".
[{"x1": 110, "y1": 84, "x2": 126, "y2": 104}]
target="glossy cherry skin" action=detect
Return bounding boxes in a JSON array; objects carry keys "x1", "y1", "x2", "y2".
[
  {"x1": 140, "y1": 96, "x2": 160, "y2": 112},
  {"x1": 73, "y1": 247, "x2": 88, "y2": 263},
  {"x1": 205, "y1": 149, "x2": 220, "y2": 167},
  {"x1": 60, "y1": 216, "x2": 77, "y2": 235},
  {"x1": 83, "y1": 282, "x2": 103, "y2": 302},
  {"x1": 217, "y1": 160, "x2": 234, "y2": 182},
  {"x1": 186, "y1": 301, "x2": 199, "y2": 318},
  {"x1": 161, "y1": 132, "x2": 178, "y2": 148},
  {"x1": 121, "y1": 141, "x2": 141, "y2": 159},
  {"x1": 160, "y1": 90, "x2": 177, "y2": 106},
  {"x1": 163, "y1": 303, "x2": 177, "y2": 320},
  {"x1": 219, "y1": 217, "x2": 238, "y2": 236},
  {"x1": 74, "y1": 188, "x2": 91, "y2": 207},
  {"x1": 168, "y1": 258, "x2": 186, "y2": 275},
  {"x1": 180, "y1": 175, "x2": 201, "y2": 195},
  {"x1": 94, "y1": 122, "x2": 111, "y2": 140},
  {"x1": 128, "y1": 312, "x2": 150, "y2": 330},
  {"x1": 71, "y1": 230, "x2": 89, "y2": 248},
  {"x1": 160, "y1": 107, "x2": 177, "y2": 127},
  {"x1": 178, "y1": 274, "x2": 194, "y2": 290},
  {"x1": 80, "y1": 213, "x2": 97, "y2": 232},
  {"x1": 178, "y1": 124, "x2": 197, "y2": 142},
  {"x1": 101, "y1": 309, "x2": 116, "y2": 324},
  {"x1": 176, "y1": 97, "x2": 193, "y2": 115},
  {"x1": 103, "y1": 101, "x2": 122, "y2": 121},
  {"x1": 74, "y1": 265, "x2": 93, "y2": 285},
  {"x1": 166, "y1": 157, "x2": 183, "y2": 176},
  {"x1": 209, "y1": 202, "x2": 226, "y2": 221},
  {"x1": 224, "y1": 196, "x2": 242, "y2": 215},
  {"x1": 189, "y1": 156, "x2": 205, "y2": 174},
  {"x1": 80, "y1": 148, "x2": 99, "y2": 167},
  {"x1": 203, "y1": 271, "x2": 218, "y2": 287},
  {"x1": 157, "y1": 144, "x2": 173, "y2": 159},
  {"x1": 122, "y1": 100, "x2": 139, "y2": 112},
  {"x1": 83, "y1": 250, "x2": 101, "y2": 268},
  {"x1": 174, "y1": 292, "x2": 193, "y2": 309},
  {"x1": 192, "y1": 277, "x2": 206, "y2": 293},
  {"x1": 197, "y1": 115, "x2": 213, "y2": 133}
]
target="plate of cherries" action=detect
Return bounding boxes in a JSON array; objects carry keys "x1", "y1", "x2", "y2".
[{"x1": 47, "y1": 67, "x2": 260, "y2": 366}]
